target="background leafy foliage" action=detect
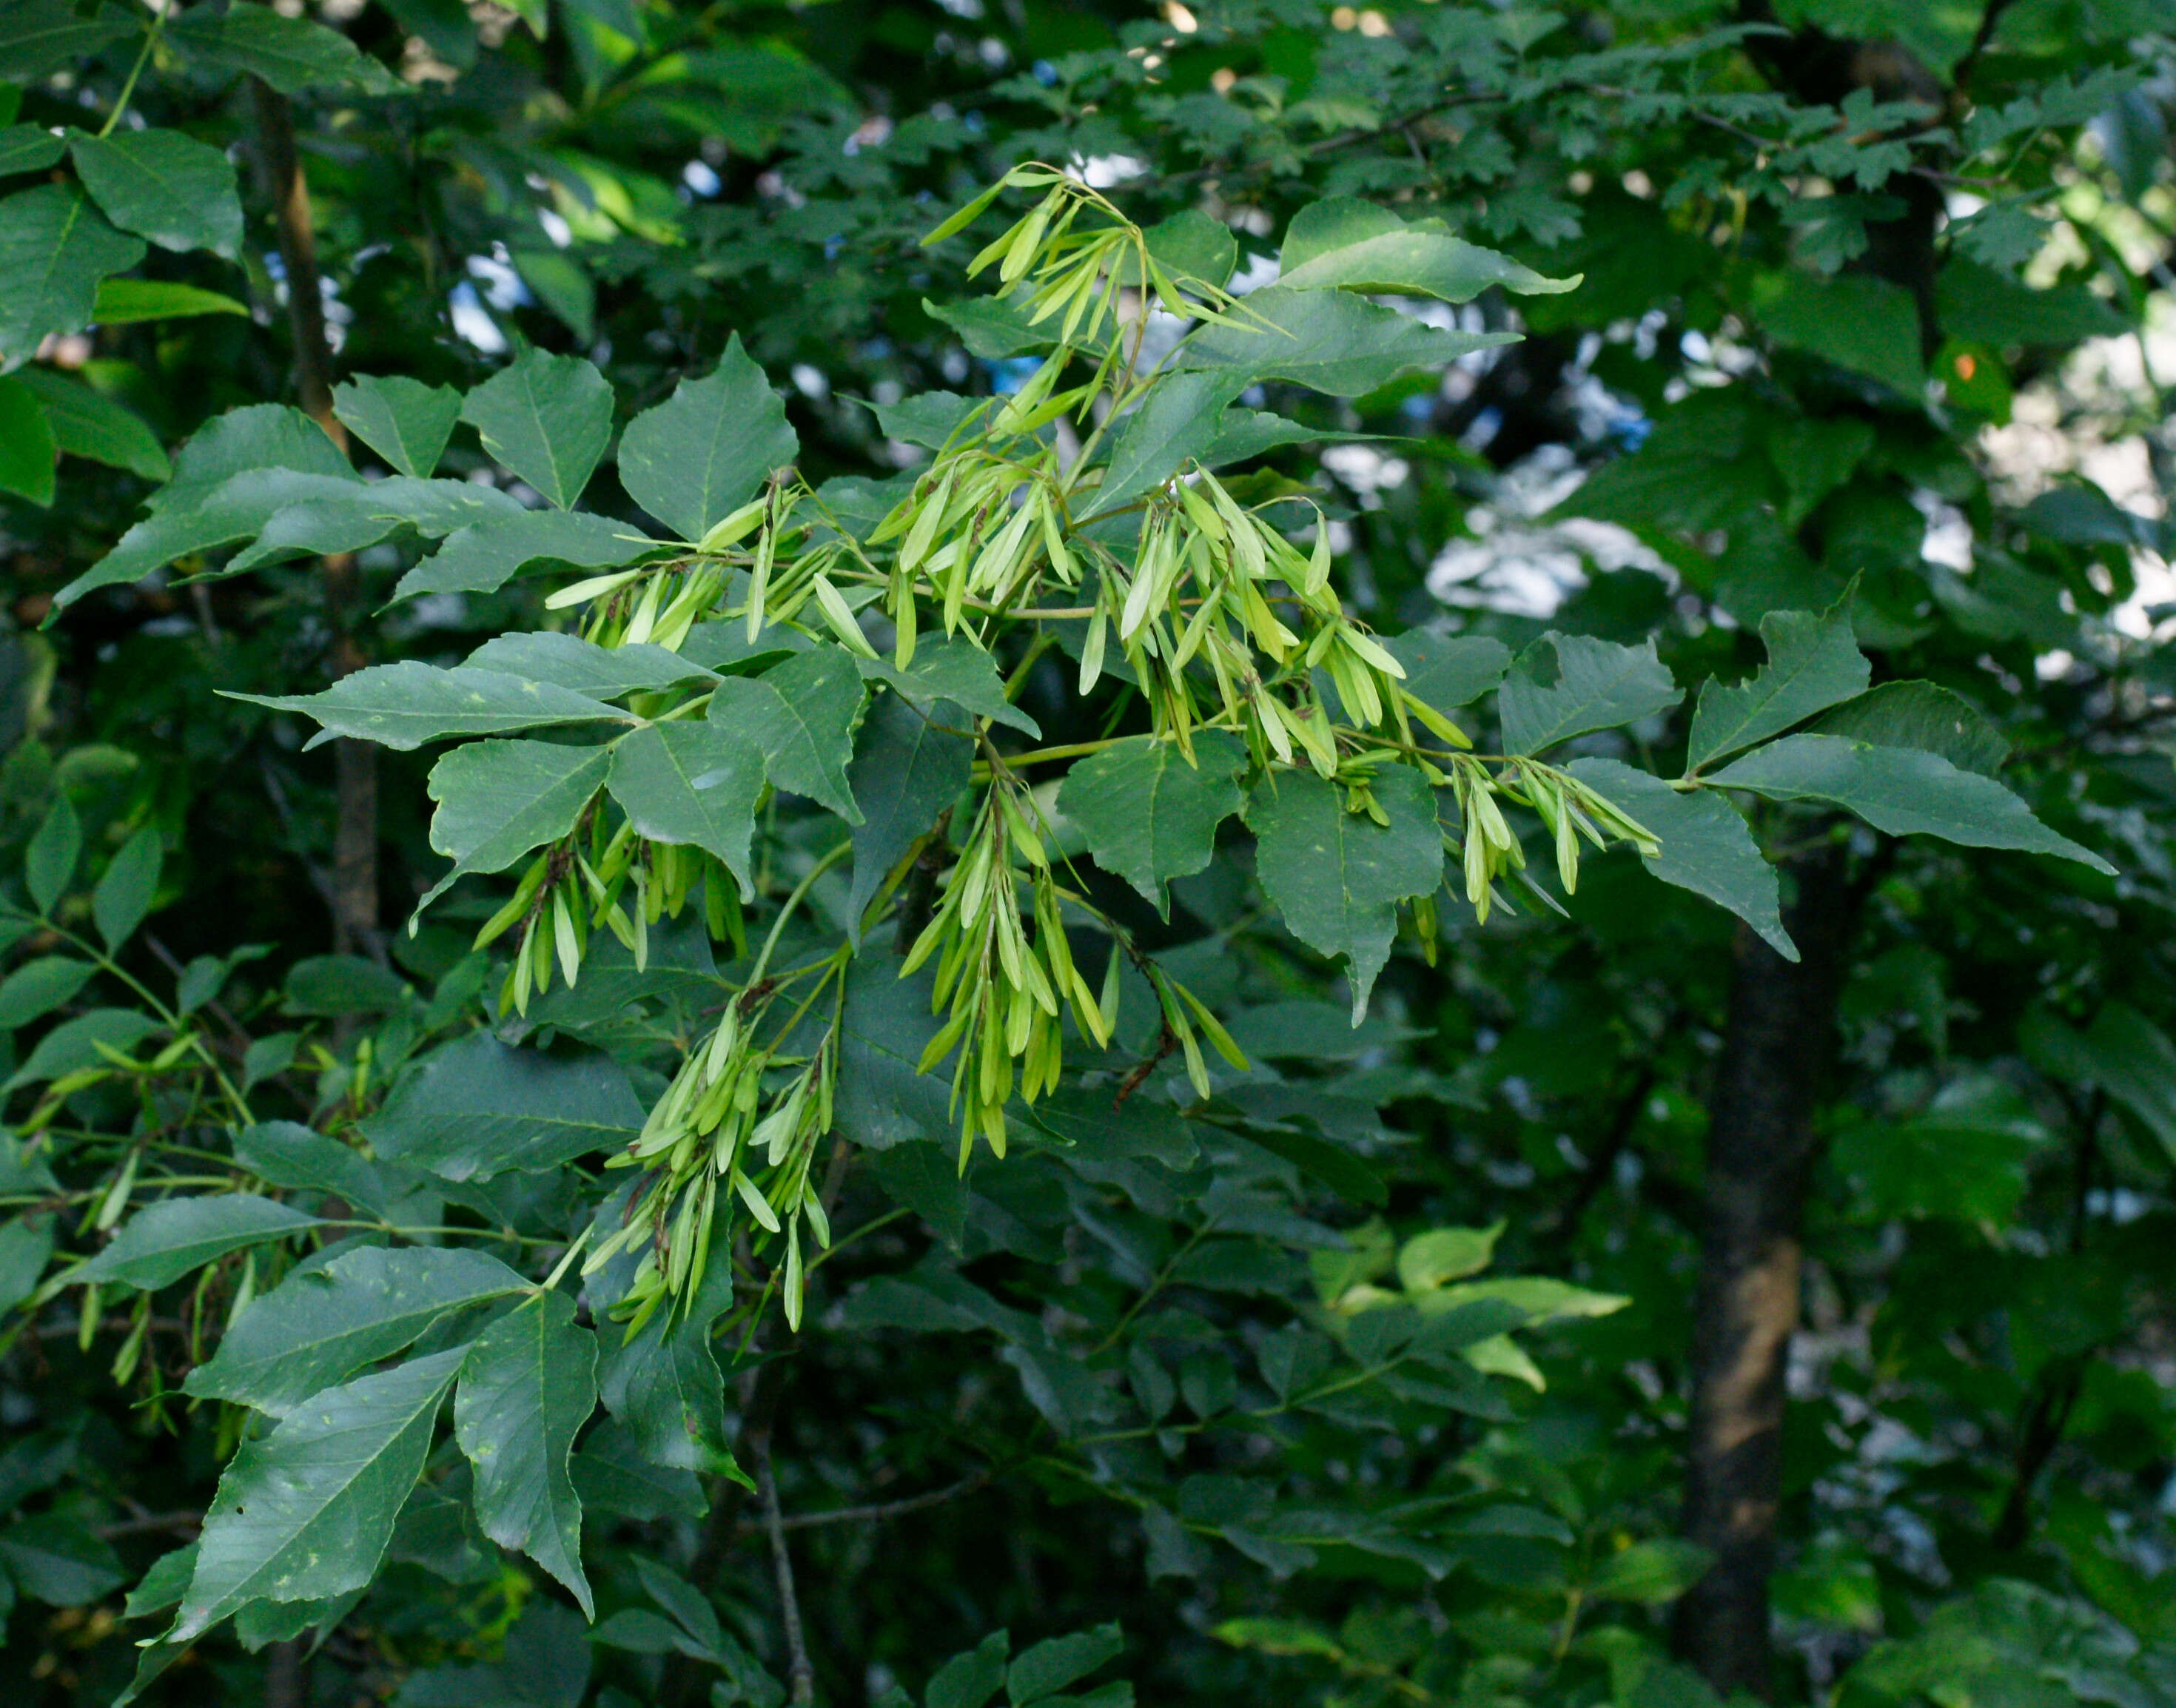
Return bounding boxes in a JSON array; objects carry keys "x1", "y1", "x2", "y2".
[{"x1": 1, "y1": 1, "x2": 2174, "y2": 1706}]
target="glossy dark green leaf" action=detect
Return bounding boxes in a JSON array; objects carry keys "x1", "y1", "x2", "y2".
[
  {"x1": 1177, "y1": 286, "x2": 1516, "y2": 397},
  {"x1": 231, "y1": 1120, "x2": 426, "y2": 1221},
  {"x1": 92, "y1": 824, "x2": 161, "y2": 949},
  {"x1": 1246, "y1": 767, "x2": 1443, "y2": 1022},
  {"x1": 708, "y1": 644, "x2": 866, "y2": 821},
  {"x1": 75, "y1": 1194, "x2": 317, "y2": 1291},
  {"x1": 459, "y1": 348, "x2": 612, "y2": 510},
  {"x1": 53, "y1": 465, "x2": 363, "y2": 610},
  {"x1": 1383, "y1": 631, "x2": 1513, "y2": 717},
  {"x1": 394, "y1": 509, "x2": 660, "y2": 601},
  {"x1": 1009, "y1": 1623, "x2": 1124, "y2": 1704},
  {"x1": 927, "y1": 1630, "x2": 1010, "y2": 1708},
  {"x1": 0, "y1": 954, "x2": 92, "y2": 1028},
  {"x1": 90, "y1": 278, "x2": 247, "y2": 321},
  {"x1": 332, "y1": 374, "x2": 462, "y2": 478},
  {"x1": 0, "y1": 373, "x2": 55, "y2": 505},
  {"x1": 12, "y1": 366, "x2": 167, "y2": 480},
  {"x1": 455, "y1": 1289, "x2": 597, "y2": 1614},
  {"x1": 235, "y1": 661, "x2": 633, "y2": 752},
  {"x1": 859, "y1": 636, "x2": 1040, "y2": 736},
  {"x1": 605, "y1": 722, "x2": 766, "y2": 895},
  {"x1": 1807, "y1": 680, "x2": 2008, "y2": 777},
  {"x1": 617, "y1": 333, "x2": 795, "y2": 540},
  {"x1": 363, "y1": 1032, "x2": 644, "y2": 1181},
  {"x1": 1707, "y1": 735, "x2": 2112, "y2": 872},
  {"x1": 596, "y1": 1254, "x2": 744, "y2": 1479},
  {"x1": 465, "y1": 631, "x2": 717, "y2": 700},
  {"x1": 0, "y1": 1515, "x2": 125, "y2": 1606},
  {"x1": 187, "y1": 1245, "x2": 526, "y2": 1416},
  {"x1": 0, "y1": 1, "x2": 132, "y2": 80},
  {"x1": 1497, "y1": 632, "x2": 1682, "y2": 755},
  {"x1": 70, "y1": 128, "x2": 243, "y2": 256},
  {"x1": 168, "y1": 1349, "x2": 466, "y2": 1644},
  {"x1": 0, "y1": 184, "x2": 145, "y2": 361},
  {"x1": 0, "y1": 1213, "x2": 54, "y2": 1315},
  {"x1": 0, "y1": 124, "x2": 65, "y2": 177},
  {"x1": 3, "y1": 1006, "x2": 158, "y2": 1090},
  {"x1": 1568, "y1": 757, "x2": 1795, "y2": 960},
  {"x1": 1278, "y1": 198, "x2": 1576, "y2": 301},
  {"x1": 1085, "y1": 371, "x2": 1245, "y2": 518},
  {"x1": 1060, "y1": 731, "x2": 1247, "y2": 915},
  {"x1": 571, "y1": 1420, "x2": 705, "y2": 1522},
  {"x1": 168, "y1": 1, "x2": 403, "y2": 93},
  {"x1": 24, "y1": 792, "x2": 79, "y2": 912},
  {"x1": 1685, "y1": 603, "x2": 1870, "y2": 774},
  {"x1": 868, "y1": 1141, "x2": 970, "y2": 1250},
  {"x1": 418, "y1": 738, "x2": 614, "y2": 910},
  {"x1": 842, "y1": 690, "x2": 971, "y2": 941}
]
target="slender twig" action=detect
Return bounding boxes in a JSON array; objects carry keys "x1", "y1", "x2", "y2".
[
  {"x1": 94, "y1": 1510, "x2": 201, "y2": 1542},
  {"x1": 739, "y1": 1467, "x2": 995, "y2": 1535},
  {"x1": 755, "y1": 1436, "x2": 816, "y2": 1707}
]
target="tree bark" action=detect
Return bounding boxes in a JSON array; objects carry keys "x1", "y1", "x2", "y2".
[
  {"x1": 1674, "y1": 847, "x2": 1854, "y2": 1697},
  {"x1": 252, "y1": 80, "x2": 380, "y2": 960}
]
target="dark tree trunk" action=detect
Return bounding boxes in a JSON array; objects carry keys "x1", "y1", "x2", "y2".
[
  {"x1": 1674, "y1": 847, "x2": 1854, "y2": 1697},
  {"x1": 252, "y1": 81, "x2": 380, "y2": 961}
]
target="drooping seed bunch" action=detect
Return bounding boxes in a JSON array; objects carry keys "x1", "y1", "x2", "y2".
[
  {"x1": 477, "y1": 819, "x2": 742, "y2": 1016},
  {"x1": 587, "y1": 971, "x2": 840, "y2": 1333},
  {"x1": 870, "y1": 448, "x2": 1075, "y2": 659},
  {"x1": 1441, "y1": 756, "x2": 1662, "y2": 924},
  {"x1": 899, "y1": 779, "x2": 1113, "y2": 1169}
]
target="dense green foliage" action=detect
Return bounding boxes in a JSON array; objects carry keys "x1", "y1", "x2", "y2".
[{"x1": 1, "y1": 1, "x2": 2172, "y2": 1706}]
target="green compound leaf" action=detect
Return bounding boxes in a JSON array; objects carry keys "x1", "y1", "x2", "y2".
[
  {"x1": 168, "y1": 1, "x2": 404, "y2": 94},
  {"x1": 0, "y1": 373, "x2": 55, "y2": 505},
  {"x1": 90, "y1": 278, "x2": 247, "y2": 322},
  {"x1": 466, "y1": 631, "x2": 718, "y2": 700},
  {"x1": 1566, "y1": 756, "x2": 1796, "y2": 961},
  {"x1": 1707, "y1": 735, "x2": 2114, "y2": 873},
  {"x1": 859, "y1": 635, "x2": 1041, "y2": 737},
  {"x1": 605, "y1": 722, "x2": 767, "y2": 897},
  {"x1": 1685, "y1": 602, "x2": 1870, "y2": 774},
  {"x1": 70, "y1": 129, "x2": 243, "y2": 257},
  {"x1": 1085, "y1": 371, "x2": 1245, "y2": 519},
  {"x1": 0, "y1": 955, "x2": 94, "y2": 1029},
  {"x1": 1277, "y1": 198, "x2": 1577, "y2": 302},
  {"x1": 0, "y1": 1, "x2": 133, "y2": 81},
  {"x1": 842, "y1": 690, "x2": 973, "y2": 943},
  {"x1": 12, "y1": 367, "x2": 168, "y2": 481},
  {"x1": 419, "y1": 739, "x2": 613, "y2": 911},
  {"x1": 708, "y1": 645, "x2": 867, "y2": 822},
  {"x1": 362, "y1": 1032, "x2": 644, "y2": 1183},
  {"x1": 1385, "y1": 631, "x2": 1514, "y2": 716},
  {"x1": 232, "y1": 661, "x2": 633, "y2": 753},
  {"x1": 1497, "y1": 632, "x2": 1682, "y2": 756},
  {"x1": 455, "y1": 1290, "x2": 599, "y2": 1615},
  {"x1": 92, "y1": 824, "x2": 161, "y2": 949},
  {"x1": 394, "y1": 508, "x2": 659, "y2": 601},
  {"x1": 332, "y1": 374, "x2": 463, "y2": 478},
  {"x1": 1245, "y1": 767, "x2": 1444, "y2": 1023},
  {"x1": 459, "y1": 348, "x2": 614, "y2": 510},
  {"x1": 0, "y1": 184, "x2": 145, "y2": 361},
  {"x1": 597, "y1": 1254, "x2": 745, "y2": 1480},
  {"x1": 617, "y1": 332, "x2": 796, "y2": 541},
  {"x1": 187, "y1": 1245, "x2": 528, "y2": 1417},
  {"x1": 168, "y1": 1350, "x2": 466, "y2": 1646},
  {"x1": 75, "y1": 1195, "x2": 317, "y2": 1292},
  {"x1": 1177, "y1": 285, "x2": 1517, "y2": 398},
  {"x1": 1805, "y1": 680, "x2": 2008, "y2": 777},
  {"x1": 1060, "y1": 730, "x2": 1247, "y2": 917}
]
